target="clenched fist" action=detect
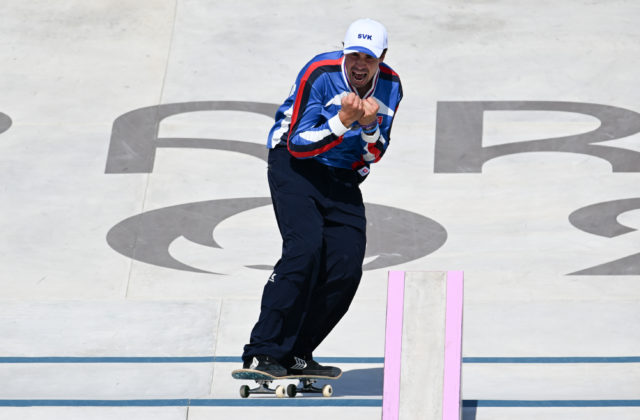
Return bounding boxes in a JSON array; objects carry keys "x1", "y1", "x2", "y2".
[
  {"x1": 358, "y1": 97, "x2": 379, "y2": 127},
  {"x1": 338, "y1": 93, "x2": 365, "y2": 127}
]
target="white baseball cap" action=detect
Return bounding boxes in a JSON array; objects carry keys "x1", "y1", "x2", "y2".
[{"x1": 343, "y1": 18, "x2": 388, "y2": 59}]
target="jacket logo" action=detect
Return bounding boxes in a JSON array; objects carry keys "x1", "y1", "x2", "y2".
[{"x1": 358, "y1": 34, "x2": 373, "y2": 40}]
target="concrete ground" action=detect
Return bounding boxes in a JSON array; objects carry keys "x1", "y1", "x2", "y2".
[{"x1": 1, "y1": 0, "x2": 639, "y2": 418}]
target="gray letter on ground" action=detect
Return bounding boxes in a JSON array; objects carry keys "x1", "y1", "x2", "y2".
[
  {"x1": 105, "y1": 101, "x2": 278, "y2": 173},
  {"x1": 434, "y1": 101, "x2": 640, "y2": 173}
]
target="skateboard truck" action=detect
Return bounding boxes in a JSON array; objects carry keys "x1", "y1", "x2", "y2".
[
  {"x1": 295, "y1": 378, "x2": 333, "y2": 397},
  {"x1": 232, "y1": 368, "x2": 338, "y2": 398},
  {"x1": 239, "y1": 379, "x2": 285, "y2": 398},
  {"x1": 238, "y1": 378, "x2": 333, "y2": 398}
]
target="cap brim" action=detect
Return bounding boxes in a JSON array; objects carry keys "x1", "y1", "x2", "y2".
[{"x1": 343, "y1": 46, "x2": 382, "y2": 59}]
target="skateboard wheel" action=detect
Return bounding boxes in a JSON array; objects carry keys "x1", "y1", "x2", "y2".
[
  {"x1": 275, "y1": 385, "x2": 286, "y2": 398},
  {"x1": 322, "y1": 384, "x2": 333, "y2": 397},
  {"x1": 239, "y1": 385, "x2": 250, "y2": 398},
  {"x1": 286, "y1": 383, "x2": 297, "y2": 397}
]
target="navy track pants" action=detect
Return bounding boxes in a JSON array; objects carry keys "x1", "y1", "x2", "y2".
[{"x1": 242, "y1": 146, "x2": 367, "y2": 365}]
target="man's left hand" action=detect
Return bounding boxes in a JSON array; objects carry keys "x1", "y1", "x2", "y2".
[{"x1": 358, "y1": 97, "x2": 379, "y2": 126}]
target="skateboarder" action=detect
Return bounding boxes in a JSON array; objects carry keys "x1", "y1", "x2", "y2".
[{"x1": 241, "y1": 18, "x2": 403, "y2": 378}]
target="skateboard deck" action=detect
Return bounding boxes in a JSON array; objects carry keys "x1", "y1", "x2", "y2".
[{"x1": 231, "y1": 368, "x2": 341, "y2": 398}]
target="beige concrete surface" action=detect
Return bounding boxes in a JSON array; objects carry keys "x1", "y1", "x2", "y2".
[{"x1": 1, "y1": 0, "x2": 639, "y2": 418}]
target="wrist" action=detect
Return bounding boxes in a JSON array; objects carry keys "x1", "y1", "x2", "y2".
[
  {"x1": 361, "y1": 129, "x2": 380, "y2": 144},
  {"x1": 360, "y1": 121, "x2": 378, "y2": 135},
  {"x1": 329, "y1": 114, "x2": 351, "y2": 136}
]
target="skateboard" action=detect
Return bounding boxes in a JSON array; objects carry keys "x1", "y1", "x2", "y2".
[{"x1": 231, "y1": 369, "x2": 341, "y2": 398}]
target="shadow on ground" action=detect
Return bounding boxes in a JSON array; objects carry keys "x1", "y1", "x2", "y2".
[
  {"x1": 334, "y1": 368, "x2": 383, "y2": 397},
  {"x1": 334, "y1": 367, "x2": 477, "y2": 419}
]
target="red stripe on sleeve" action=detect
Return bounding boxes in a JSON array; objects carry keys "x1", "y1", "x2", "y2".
[
  {"x1": 379, "y1": 64, "x2": 399, "y2": 78},
  {"x1": 286, "y1": 57, "x2": 343, "y2": 148},
  {"x1": 367, "y1": 142, "x2": 383, "y2": 162},
  {"x1": 288, "y1": 135, "x2": 344, "y2": 158}
]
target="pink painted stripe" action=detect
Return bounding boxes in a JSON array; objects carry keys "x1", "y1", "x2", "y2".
[
  {"x1": 382, "y1": 270, "x2": 405, "y2": 420},
  {"x1": 442, "y1": 270, "x2": 464, "y2": 420}
]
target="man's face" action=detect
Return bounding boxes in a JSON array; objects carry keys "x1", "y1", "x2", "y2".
[{"x1": 344, "y1": 52, "x2": 383, "y2": 91}]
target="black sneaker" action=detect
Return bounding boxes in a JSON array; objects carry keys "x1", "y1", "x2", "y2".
[
  {"x1": 242, "y1": 355, "x2": 287, "y2": 378},
  {"x1": 288, "y1": 356, "x2": 342, "y2": 378}
]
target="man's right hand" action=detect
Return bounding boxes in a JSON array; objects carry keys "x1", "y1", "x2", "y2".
[{"x1": 338, "y1": 93, "x2": 364, "y2": 128}]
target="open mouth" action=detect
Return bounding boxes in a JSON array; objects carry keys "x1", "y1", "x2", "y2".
[{"x1": 352, "y1": 71, "x2": 367, "y2": 83}]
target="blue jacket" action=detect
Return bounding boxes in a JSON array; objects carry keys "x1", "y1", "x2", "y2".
[{"x1": 267, "y1": 51, "x2": 403, "y2": 173}]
